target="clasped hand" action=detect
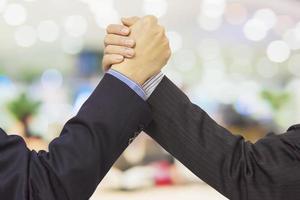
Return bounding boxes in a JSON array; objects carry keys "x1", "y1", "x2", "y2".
[{"x1": 102, "y1": 16, "x2": 171, "y2": 85}]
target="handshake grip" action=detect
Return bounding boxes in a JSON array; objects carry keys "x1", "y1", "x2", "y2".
[{"x1": 103, "y1": 16, "x2": 171, "y2": 85}]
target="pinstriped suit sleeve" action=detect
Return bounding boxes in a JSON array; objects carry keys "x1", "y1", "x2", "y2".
[{"x1": 145, "y1": 76, "x2": 300, "y2": 200}]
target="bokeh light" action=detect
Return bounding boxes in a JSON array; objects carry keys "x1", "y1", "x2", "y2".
[
  {"x1": 143, "y1": 0, "x2": 168, "y2": 18},
  {"x1": 201, "y1": 0, "x2": 226, "y2": 19},
  {"x1": 198, "y1": 0, "x2": 225, "y2": 31},
  {"x1": 0, "y1": 0, "x2": 7, "y2": 13},
  {"x1": 3, "y1": 3, "x2": 27, "y2": 26},
  {"x1": 254, "y1": 8, "x2": 277, "y2": 30},
  {"x1": 243, "y1": 18, "x2": 268, "y2": 41},
  {"x1": 267, "y1": 40, "x2": 291, "y2": 63},
  {"x1": 64, "y1": 15, "x2": 88, "y2": 38},
  {"x1": 87, "y1": 0, "x2": 119, "y2": 29},
  {"x1": 94, "y1": 11, "x2": 119, "y2": 29},
  {"x1": 41, "y1": 69, "x2": 63, "y2": 89},
  {"x1": 0, "y1": 75, "x2": 16, "y2": 103},
  {"x1": 283, "y1": 27, "x2": 300, "y2": 50}
]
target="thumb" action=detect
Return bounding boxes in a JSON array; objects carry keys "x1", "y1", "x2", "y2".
[{"x1": 121, "y1": 16, "x2": 140, "y2": 26}]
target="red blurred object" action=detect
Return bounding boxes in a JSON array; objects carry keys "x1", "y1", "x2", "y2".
[{"x1": 153, "y1": 161, "x2": 173, "y2": 186}]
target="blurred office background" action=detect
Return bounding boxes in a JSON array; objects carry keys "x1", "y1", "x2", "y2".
[{"x1": 1, "y1": 0, "x2": 300, "y2": 199}]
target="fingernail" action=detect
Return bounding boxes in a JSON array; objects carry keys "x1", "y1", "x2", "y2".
[{"x1": 121, "y1": 28, "x2": 129, "y2": 34}]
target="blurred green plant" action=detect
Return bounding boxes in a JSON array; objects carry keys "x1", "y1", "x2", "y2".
[
  {"x1": 0, "y1": 65, "x2": 4, "y2": 75},
  {"x1": 261, "y1": 90, "x2": 290, "y2": 111},
  {"x1": 7, "y1": 93, "x2": 41, "y2": 138},
  {"x1": 18, "y1": 67, "x2": 43, "y2": 84}
]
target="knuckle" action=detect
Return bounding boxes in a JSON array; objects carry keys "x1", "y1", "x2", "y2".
[
  {"x1": 159, "y1": 26, "x2": 165, "y2": 34},
  {"x1": 143, "y1": 15, "x2": 157, "y2": 23},
  {"x1": 154, "y1": 26, "x2": 165, "y2": 36}
]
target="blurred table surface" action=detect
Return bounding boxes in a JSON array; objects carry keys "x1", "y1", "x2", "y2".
[{"x1": 91, "y1": 183, "x2": 228, "y2": 200}]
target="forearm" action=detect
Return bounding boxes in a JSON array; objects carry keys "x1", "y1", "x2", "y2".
[
  {"x1": 35, "y1": 74, "x2": 151, "y2": 198},
  {"x1": 145, "y1": 77, "x2": 300, "y2": 199},
  {"x1": 0, "y1": 74, "x2": 152, "y2": 200},
  {"x1": 144, "y1": 76, "x2": 245, "y2": 197}
]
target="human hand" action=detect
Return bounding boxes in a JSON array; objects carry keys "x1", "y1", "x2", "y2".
[
  {"x1": 102, "y1": 22, "x2": 136, "y2": 71},
  {"x1": 103, "y1": 16, "x2": 171, "y2": 85}
]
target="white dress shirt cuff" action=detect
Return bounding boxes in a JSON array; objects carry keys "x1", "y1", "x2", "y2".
[{"x1": 142, "y1": 71, "x2": 164, "y2": 99}]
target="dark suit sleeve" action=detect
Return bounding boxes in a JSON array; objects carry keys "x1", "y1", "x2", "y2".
[
  {"x1": 0, "y1": 74, "x2": 152, "y2": 200},
  {"x1": 145, "y1": 76, "x2": 300, "y2": 200}
]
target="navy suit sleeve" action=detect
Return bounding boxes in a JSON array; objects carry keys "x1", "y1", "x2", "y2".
[
  {"x1": 145, "y1": 77, "x2": 300, "y2": 200},
  {"x1": 0, "y1": 74, "x2": 152, "y2": 200}
]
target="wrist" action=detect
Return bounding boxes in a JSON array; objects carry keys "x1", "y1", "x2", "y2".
[{"x1": 111, "y1": 63, "x2": 149, "y2": 85}]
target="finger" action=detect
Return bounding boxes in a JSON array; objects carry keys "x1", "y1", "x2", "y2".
[
  {"x1": 105, "y1": 45, "x2": 135, "y2": 58},
  {"x1": 121, "y1": 16, "x2": 140, "y2": 26},
  {"x1": 106, "y1": 24, "x2": 130, "y2": 36},
  {"x1": 102, "y1": 54, "x2": 124, "y2": 72},
  {"x1": 104, "y1": 34, "x2": 135, "y2": 47}
]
